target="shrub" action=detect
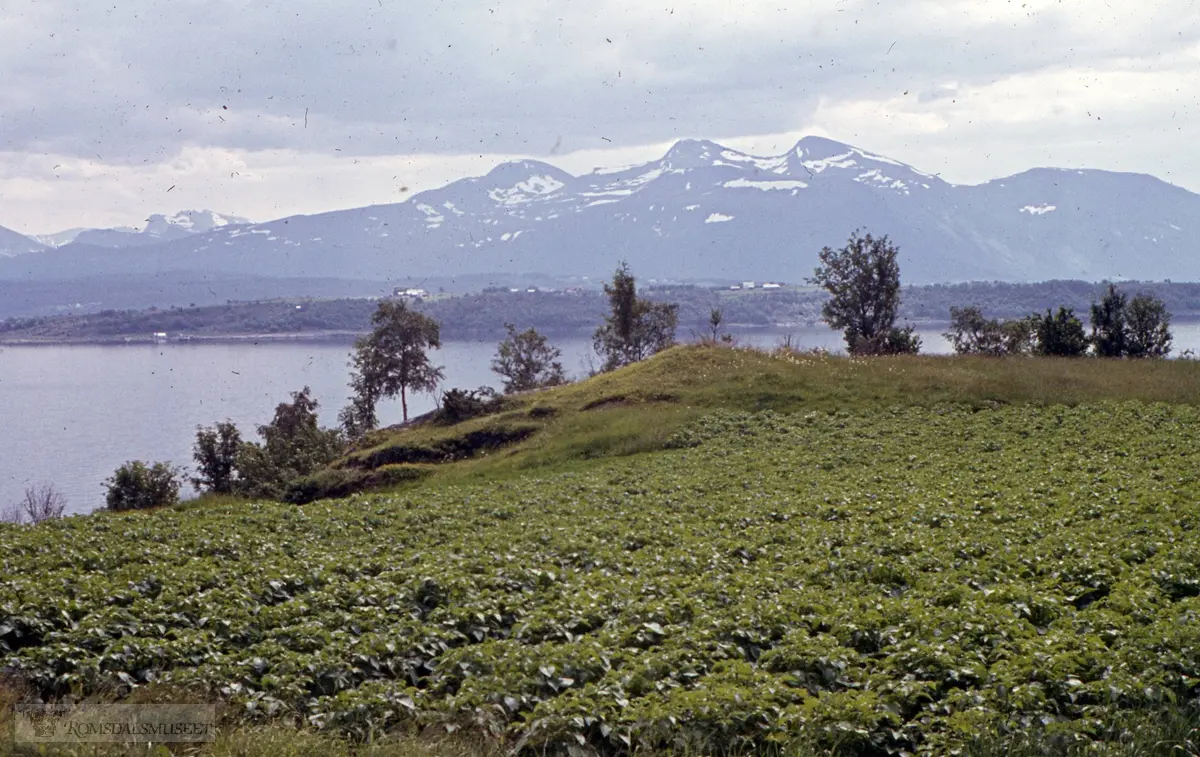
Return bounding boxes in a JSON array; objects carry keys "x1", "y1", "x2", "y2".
[
  {"x1": 3, "y1": 483, "x2": 67, "y2": 524},
  {"x1": 437, "y1": 386, "x2": 501, "y2": 425},
  {"x1": 105, "y1": 461, "x2": 181, "y2": 512}
]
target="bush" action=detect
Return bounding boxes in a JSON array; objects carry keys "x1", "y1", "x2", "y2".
[
  {"x1": 105, "y1": 461, "x2": 181, "y2": 512},
  {"x1": 437, "y1": 386, "x2": 501, "y2": 425}
]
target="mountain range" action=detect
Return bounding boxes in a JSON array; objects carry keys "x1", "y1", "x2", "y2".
[{"x1": 2, "y1": 136, "x2": 1198, "y2": 285}]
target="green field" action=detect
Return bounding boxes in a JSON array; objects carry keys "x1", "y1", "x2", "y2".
[{"x1": 4, "y1": 348, "x2": 1200, "y2": 756}]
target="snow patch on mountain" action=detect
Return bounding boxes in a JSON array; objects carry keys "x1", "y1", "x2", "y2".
[
  {"x1": 1021, "y1": 204, "x2": 1057, "y2": 215},
  {"x1": 724, "y1": 178, "x2": 808, "y2": 192},
  {"x1": 705, "y1": 213, "x2": 734, "y2": 223}
]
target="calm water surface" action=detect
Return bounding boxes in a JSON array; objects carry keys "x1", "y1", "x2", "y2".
[{"x1": 3, "y1": 324, "x2": 1195, "y2": 515}]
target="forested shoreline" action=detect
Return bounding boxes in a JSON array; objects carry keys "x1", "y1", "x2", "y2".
[{"x1": 3, "y1": 279, "x2": 1200, "y2": 344}]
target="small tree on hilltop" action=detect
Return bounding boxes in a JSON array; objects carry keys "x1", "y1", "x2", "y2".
[
  {"x1": 1125, "y1": 292, "x2": 1172, "y2": 358},
  {"x1": 191, "y1": 421, "x2": 242, "y2": 495},
  {"x1": 492, "y1": 324, "x2": 567, "y2": 394},
  {"x1": 1089, "y1": 283, "x2": 1128, "y2": 358},
  {"x1": 707, "y1": 308, "x2": 725, "y2": 343},
  {"x1": 236, "y1": 387, "x2": 343, "y2": 499},
  {"x1": 344, "y1": 300, "x2": 444, "y2": 426},
  {"x1": 1034, "y1": 307, "x2": 1088, "y2": 357},
  {"x1": 105, "y1": 461, "x2": 181, "y2": 512},
  {"x1": 593, "y1": 262, "x2": 679, "y2": 372},
  {"x1": 809, "y1": 230, "x2": 919, "y2": 355}
]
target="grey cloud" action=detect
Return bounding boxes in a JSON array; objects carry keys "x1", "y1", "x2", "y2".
[{"x1": 1, "y1": 0, "x2": 1197, "y2": 162}]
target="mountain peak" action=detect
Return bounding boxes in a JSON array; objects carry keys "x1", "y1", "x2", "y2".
[
  {"x1": 660, "y1": 138, "x2": 729, "y2": 170},
  {"x1": 484, "y1": 160, "x2": 574, "y2": 184},
  {"x1": 790, "y1": 135, "x2": 856, "y2": 159}
]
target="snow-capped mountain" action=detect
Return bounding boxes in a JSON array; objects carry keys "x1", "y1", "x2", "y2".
[
  {"x1": 37, "y1": 210, "x2": 252, "y2": 249},
  {"x1": 3, "y1": 137, "x2": 1199, "y2": 283}
]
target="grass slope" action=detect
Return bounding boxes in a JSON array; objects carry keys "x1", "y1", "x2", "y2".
[{"x1": 325, "y1": 346, "x2": 1200, "y2": 497}]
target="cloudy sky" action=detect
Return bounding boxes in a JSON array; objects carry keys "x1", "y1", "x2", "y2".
[{"x1": 2, "y1": 0, "x2": 1198, "y2": 234}]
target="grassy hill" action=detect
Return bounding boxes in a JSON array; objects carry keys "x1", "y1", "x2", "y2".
[{"x1": 4, "y1": 346, "x2": 1200, "y2": 757}]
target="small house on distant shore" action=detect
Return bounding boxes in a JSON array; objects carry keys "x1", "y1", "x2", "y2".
[
  {"x1": 393, "y1": 287, "x2": 429, "y2": 298},
  {"x1": 153, "y1": 332, "x2": 168, "y2": 343}
]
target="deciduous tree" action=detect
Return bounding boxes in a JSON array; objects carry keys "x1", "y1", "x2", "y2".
[
  {"x1": 345, "y1": 300, "x2": 444, "y2": 425},
  {"x1": 809, "y1": 231, "x2": 918, "y2": 355},
  {"x1": 492, "y1": 324, "x2": 567, "y2": 394},
  {"x1": 592, "y1": 262, "x2": 679, "y2": 371},
  {"x1": 1125, "y1": 293, "x2": 1172, "y2": 358}
]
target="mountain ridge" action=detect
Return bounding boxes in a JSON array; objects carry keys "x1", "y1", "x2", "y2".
[{"x1": 3, "y1": 136, "x2": 1197, "y2": 284}]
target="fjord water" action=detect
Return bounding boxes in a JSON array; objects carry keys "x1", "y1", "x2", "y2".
[{"x1": 3, "y1": 324, "x2": 1194, "y2": 516}]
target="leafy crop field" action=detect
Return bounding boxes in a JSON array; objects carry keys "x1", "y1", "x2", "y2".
[{"x1": 3, "y1": 401, "x2": 1200, "y2": 754}]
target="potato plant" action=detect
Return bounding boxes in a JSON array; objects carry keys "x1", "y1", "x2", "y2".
[{"x1": 2, "y1": 401, "x2": 1199, "y2": 754}]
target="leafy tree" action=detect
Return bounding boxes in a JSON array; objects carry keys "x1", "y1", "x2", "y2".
[
  {"x1": 345, "y1": 300, "x2": 444, "y2": 425},
  {"x1": 1000, "y1": 316, "x2": 1038, "y2": 355},
  {"x1": 809, "y1": 230, "x2": 916, "y2": 355},
  {"x1": 236, "y1": 387, "x2": 344, "y2": 499},
  {"x1": 1089, "y1": 284, "x2": 1128, "y2": 357},
  {"x1": 105, "y1": 461, "x2": 181, "y2": 512},
  {"x1": 191, "y1": 421, "x2": 242, "y2": 494},
  {"x1": 1034, "y1": 308, "x2": 1088, "y2": 357},
  {"x1": 592, "y1": 262, "x2": 679, "y2": 371},
  {"x1": 339, "y1": 346, "x2": 387, "y2": 439},
  {"x1": 707, "y1": 308, "x2": 725, "y2": 342},
  {"x1": 492, "y1": 324, "x2": 567, "y2": 394},
  {"x1": 1126, "y1": 293, "x2": 1173, "y2": 358},
  {"x1": 945, "y1": 306, "x2": 1005, "y2": 355}
]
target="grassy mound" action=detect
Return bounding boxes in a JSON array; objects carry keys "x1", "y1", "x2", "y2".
[{"x1": 316, "y1": 345, "x2": 1200, "y2": 500}]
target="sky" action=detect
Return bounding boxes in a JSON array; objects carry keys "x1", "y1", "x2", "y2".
[{"x1": 2, "y1": 0, "x2": 1199, "y2": 235}]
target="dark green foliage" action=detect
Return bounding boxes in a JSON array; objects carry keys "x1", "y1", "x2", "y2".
[
  {"x1": 438, "y1": 386, "x2": 501, "y2": 425},
  {"x1": 1034, "y1": 307, "x2": 1089, "y2": 357},
  {"x1": 1089, "y1": 283, "x2": 1128, "y2": 357},
  {"x1": 346, "y1": 300, "x2": 445, "y2": 425},
  {"x1": 191, "y1": 421, "x2": 242, "y2": 494},
  {"x1": 491, "y1": 324, "x2": 567, "y2": 394},
  {"x1": 235, "y1": 387, "x2": 344, "y2": 499},
  {"x1": 810, "y1": 230, "x2": 916, "y2": 355},
  {"x1": 1126, "y1": 293, "x2": 1173, "y2": 358},
  {"x1": 881, "y1": 324, "x2": 922, "y2": 355},
  {"x1": 104, "y1": 461, "x2": 181, "y2": 512},
  {"x1": 343, "y1": 424, "x2": 540, "y2": 468},
  {"x1": 593, "y1": 262, "x2": 679, "y2": 371},
  {"x1": 282, "y1": 464, "x2": 431, "y2": 505},
  {"x1": 1085, "y1": 285, "x2": 1173, "y2": 359}
]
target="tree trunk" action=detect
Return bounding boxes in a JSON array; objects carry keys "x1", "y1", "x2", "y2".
[{"x1": 401, "y1": 385, "x2": 409, "y2": 422}]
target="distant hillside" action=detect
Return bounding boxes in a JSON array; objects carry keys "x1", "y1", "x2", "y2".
[{"x1": 4, "y1": 280, "x2": 1198, "y2": 344}]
